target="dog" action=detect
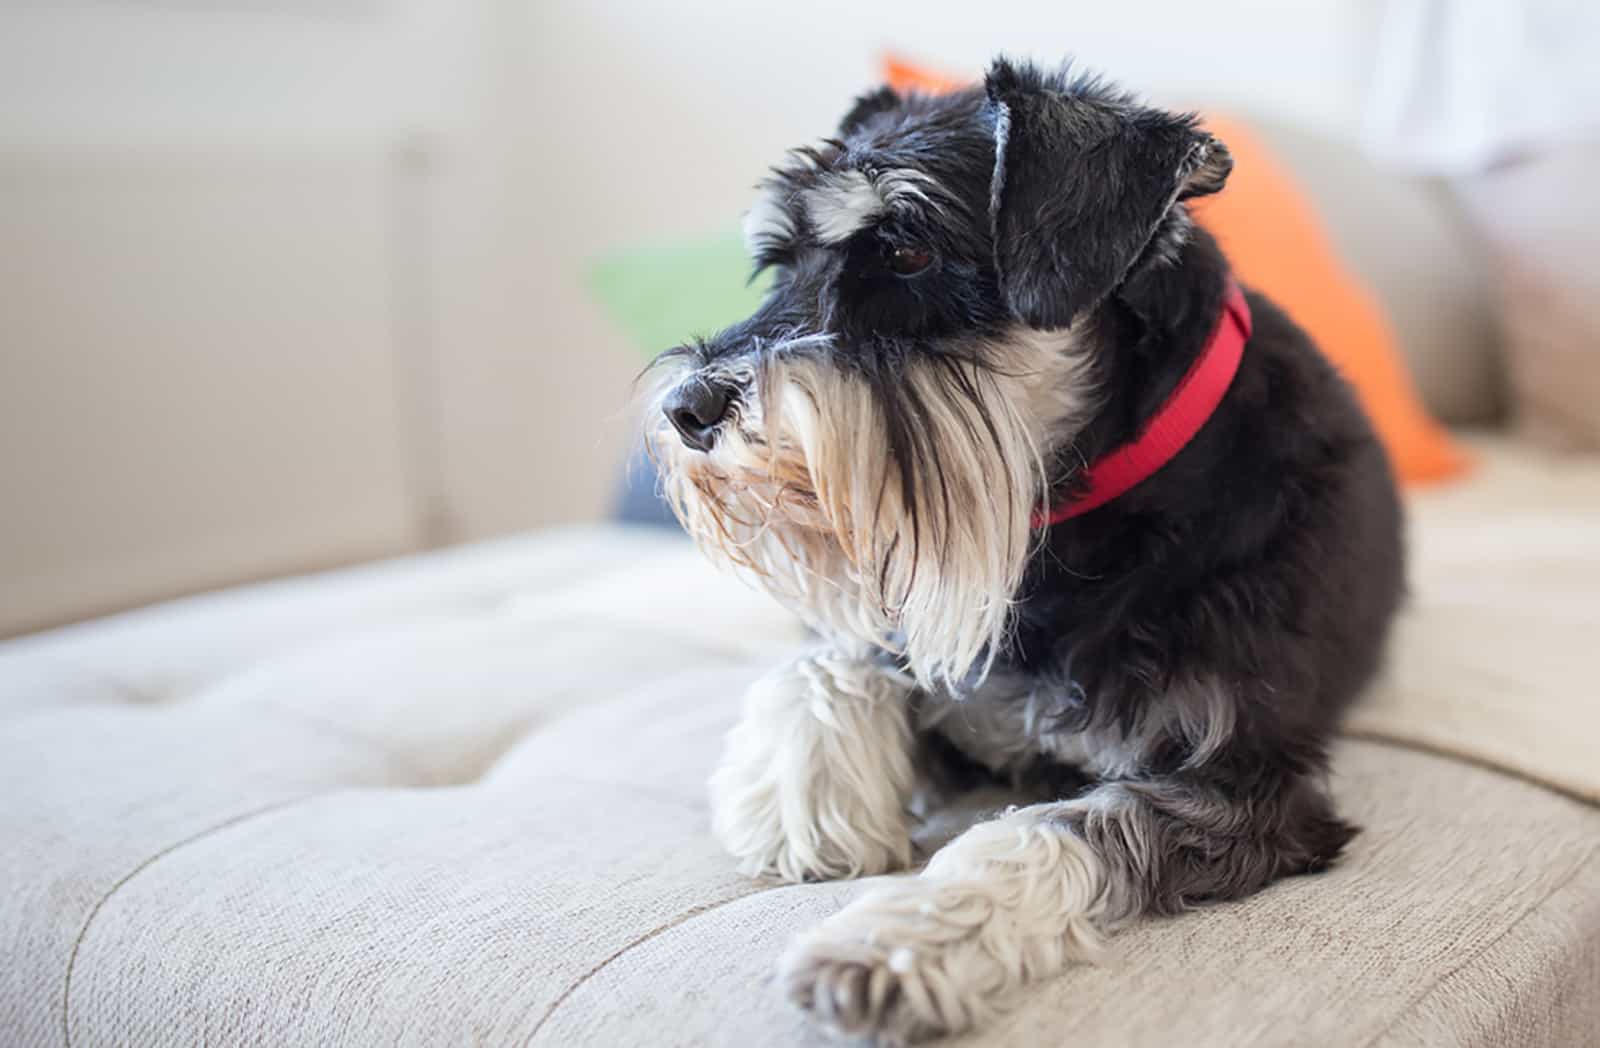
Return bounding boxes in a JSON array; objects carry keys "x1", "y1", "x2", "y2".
[{"x1": 641, "y1": 58, "x2": 1404, "y2": 1044}]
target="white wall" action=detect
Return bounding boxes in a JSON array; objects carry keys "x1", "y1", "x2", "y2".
[
  {"x1": 0, "y1": 3, "x2": 477, "y2": 141},
  {"x1": 0, "y1": 142, "x2": 424, "y2": 635}
]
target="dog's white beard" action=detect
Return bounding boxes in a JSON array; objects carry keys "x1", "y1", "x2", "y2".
[{"x1": 649, "y1": 330, "x2": 1090, "y2": 691}]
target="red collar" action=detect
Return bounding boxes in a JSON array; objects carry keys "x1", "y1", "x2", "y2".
[{"x1": 1032, "y1": 280, "x2": 1252, "y2": 528}]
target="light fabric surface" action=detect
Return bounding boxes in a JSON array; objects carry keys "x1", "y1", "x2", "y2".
[
  {"x1": 1347, "y1": 437, "x2": 1600, "y2": 803},
  {"x1": 3, "y1": 439, "x2": 1598, "y2": 1047}
]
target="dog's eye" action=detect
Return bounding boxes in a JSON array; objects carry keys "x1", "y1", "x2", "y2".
[{"x1": 888, "y1": 246, "x2": 933, "y2": 276}]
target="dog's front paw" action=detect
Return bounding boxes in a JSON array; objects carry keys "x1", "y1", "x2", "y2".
[
  {"x1": 709, "y1": 652, "x2": 916, "y2": 882},
  {"x1": 708, "y1": 742, "x2": 910, "y2": 883},
  {"x1": 781, "y1": 807, "x2": 1109, "y2": 1042},
  {"x1": 778, "y1": 882, "x2": 993, "y2": 1045}
]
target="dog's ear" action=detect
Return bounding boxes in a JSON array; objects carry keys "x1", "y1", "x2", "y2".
[
  {"x1": 838, "y1": 85, "x2": 901, "y2": 136},
  {"x1": 985, "y1": 58, "x2": 1232, "y2": 329}
]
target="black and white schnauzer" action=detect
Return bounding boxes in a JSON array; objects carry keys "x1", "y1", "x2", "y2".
[{"x1": 643, "y1": 58, "x2": 1403, "y2": 1043}]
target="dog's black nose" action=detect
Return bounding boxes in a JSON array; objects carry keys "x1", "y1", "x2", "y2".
[{"x1": 663, "y1": 380, "x2": 730, "y2": 452}]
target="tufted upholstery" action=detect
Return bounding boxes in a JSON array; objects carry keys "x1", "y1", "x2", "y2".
[{"x1": 4, "y1": 448, "x2": 1600, "y2": 1047}]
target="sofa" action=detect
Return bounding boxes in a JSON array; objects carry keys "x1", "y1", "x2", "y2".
[{"x1": 4, "y1": 127, "x2": 1599, "y2": 1046}]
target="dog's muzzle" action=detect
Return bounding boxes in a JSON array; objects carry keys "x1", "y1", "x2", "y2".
[{"x1": 663, "y1": 378, "x2": 732, "y2": 452}]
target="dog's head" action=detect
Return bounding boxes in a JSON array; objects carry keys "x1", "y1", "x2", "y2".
[{"x1": 643, "y1": 58, "x2": 1231, "y2": 688}]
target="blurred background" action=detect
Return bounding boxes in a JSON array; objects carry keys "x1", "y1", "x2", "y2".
[{"x1": 2, "y1": 0, "x2": 1596, "y2": 638}]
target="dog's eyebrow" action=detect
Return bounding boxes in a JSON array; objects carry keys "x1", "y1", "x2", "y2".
[
  {"x1": 800, "y1": 166, "x2": 960, "y2": 248},
  {"x1": 803, "y1": 170, "x2": 882, "y2": 245},
  {"x1": 744, "y1": 141, "x2": 969, "y2": 259},
  {"x1": 875, "y1": 168, "x2": 957, "y2": 215},
  {"x1": 801, "y1": 166, "x2": 968, "y2": 246}
]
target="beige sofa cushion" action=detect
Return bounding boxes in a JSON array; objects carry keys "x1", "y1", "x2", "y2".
[
  {"x1": 3, "y1": 442, "x2": 1598, "y2": 1046},
  {"x1": 1347, "y1": 437, "x2": 1600, "y2": 803}
]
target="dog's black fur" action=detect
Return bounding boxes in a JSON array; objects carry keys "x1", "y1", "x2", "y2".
[
  {"x1": 989, "y1": 63, "x2": 1403, "y2": 909},
  {"x1": 661, "y1": 57, "x2": 1402, "y2": 933}
]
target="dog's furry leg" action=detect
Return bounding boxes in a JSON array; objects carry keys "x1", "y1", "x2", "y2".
[
  {"x1": 781, "y1": 773, "x2": 1352, "y2": 1043},
  {"x1": 709, "y1": 647, "x2": 917, "y2": 882},
  {"x1": 779, "y1": 801, "x2": 1109, "y2": 1043}
]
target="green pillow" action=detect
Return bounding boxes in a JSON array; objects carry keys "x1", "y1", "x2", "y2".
[{"x1": 587, "y1": 231, "x2": 771, "y2": 358}]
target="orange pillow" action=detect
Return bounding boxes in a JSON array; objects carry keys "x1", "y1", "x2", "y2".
[{"x1": 884, "y1": 57, "x2": 1469, "y2": 486}]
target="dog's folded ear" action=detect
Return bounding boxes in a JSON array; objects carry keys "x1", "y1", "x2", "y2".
[
  {"x1": 839, "y1": 85, "x2": 901, "y2": 137},
  {"x1": 985, "y1": 58, "x2": 1232, "y2": 329}
]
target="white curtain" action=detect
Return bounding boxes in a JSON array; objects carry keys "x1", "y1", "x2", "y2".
[{"x1": 1365, "y1": 0, "x2": 1600, "y2": 174}]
